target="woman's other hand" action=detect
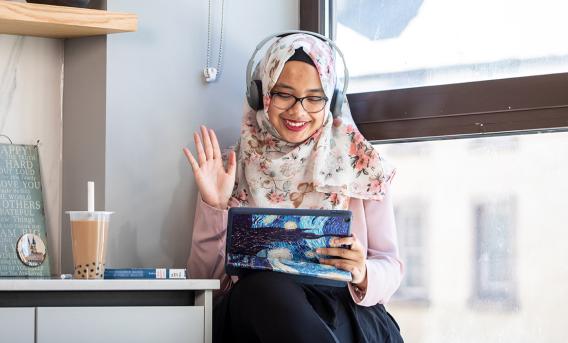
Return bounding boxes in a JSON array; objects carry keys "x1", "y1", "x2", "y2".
[
  {"x1": 317, "y1": 233, "x2": 368, "y2": 288},
  {"x1": 183, "y1": 125, "x2": 236, "y2": 210}
]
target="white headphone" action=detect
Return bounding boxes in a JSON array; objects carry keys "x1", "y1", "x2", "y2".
[{"x1": 245, "y1": 30, "x2": 349, "y2": 117}]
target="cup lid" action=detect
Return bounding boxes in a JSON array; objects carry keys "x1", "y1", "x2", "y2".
[{"x1": 66, "y1": 211, "x2": 114, "y2": 221}]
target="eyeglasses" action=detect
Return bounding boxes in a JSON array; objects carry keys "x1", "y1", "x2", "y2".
[{"x1": 269, "y1": 92, "x2": 328, "y2": 113}]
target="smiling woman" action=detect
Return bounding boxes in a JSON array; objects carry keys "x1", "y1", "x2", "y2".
[
  {"x1": 266, "y1": 63, "x2": 326, "y2": 141},
  {"x1": 184, "y1": 31, "x2": 404, "y2": 343},
  {"x1": 266, "y1": 50, "x2": 328, "y2": 143}
]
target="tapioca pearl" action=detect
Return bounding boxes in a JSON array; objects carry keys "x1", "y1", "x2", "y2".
[{"x1": 92, "y1": 262, "x2": 96, "y2": 266}]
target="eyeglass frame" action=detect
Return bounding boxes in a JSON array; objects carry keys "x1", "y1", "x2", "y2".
[{"x1": 268, "y1": 91, "x2": 329, "y2": 113}]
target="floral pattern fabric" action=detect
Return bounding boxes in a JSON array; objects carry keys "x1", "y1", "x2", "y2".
[{"x1": 231, "y1": 33, "x2": 395, "y2": 210}]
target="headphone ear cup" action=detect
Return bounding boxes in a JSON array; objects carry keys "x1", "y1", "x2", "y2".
[
  {"x1": 247, "y1": 80, "x2": 263, "y2": 110},
  {"x1": 330, "y1": 88, "x2": 344, "y2": 118}
]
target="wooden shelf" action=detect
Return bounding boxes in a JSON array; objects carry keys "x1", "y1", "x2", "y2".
[{"x1": 0, "y1": 1, "x2": 137, "y2": 38}]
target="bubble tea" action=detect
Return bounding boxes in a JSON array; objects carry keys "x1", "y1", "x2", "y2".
[
  {"x1": 67, "y1": 181, "x2": 113, "y2": 279},
  {"x1": 67, "y1": 211, "x2": 112, "y2": 279}
]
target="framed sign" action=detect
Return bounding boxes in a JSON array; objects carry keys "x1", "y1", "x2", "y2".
[{"x1": 0, "y1": 143, "x2": 51, "y2": 277}]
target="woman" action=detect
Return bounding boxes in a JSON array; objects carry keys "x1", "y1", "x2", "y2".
[{"x1": 185, "y1": 33, "x2": 404, "y2": 343}]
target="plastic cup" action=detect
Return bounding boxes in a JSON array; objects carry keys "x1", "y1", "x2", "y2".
[{"x1": 66, "y1": 211, "x2": 113, "y2": 279}]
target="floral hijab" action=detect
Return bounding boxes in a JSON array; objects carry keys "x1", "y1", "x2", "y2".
[{"x1": 230, "y1": 33, "x2": 395, "y2": 210}]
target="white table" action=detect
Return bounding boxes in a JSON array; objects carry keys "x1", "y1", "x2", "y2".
[{"x1": 0, "y1": 279, "x2": 219, "y2": 343}]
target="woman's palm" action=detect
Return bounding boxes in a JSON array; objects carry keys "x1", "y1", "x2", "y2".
[{"x1": 184, "y1": 126, "x2": 236, "y2": 209}]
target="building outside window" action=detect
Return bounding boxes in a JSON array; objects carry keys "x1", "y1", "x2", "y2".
[
  {"x1": 472, "y1": 198, "x2": 518, "y2": 309},
  {"x1": 377, "y1": 134, "x2": 567, "y2": 343},
  {"x1": 393, "y1": 201, "x2": 429, "y2": 303}
]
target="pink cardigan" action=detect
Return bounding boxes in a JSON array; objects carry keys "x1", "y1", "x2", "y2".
[{"x1": 187, "y1": 186, "x2": 404, "y2": 306}]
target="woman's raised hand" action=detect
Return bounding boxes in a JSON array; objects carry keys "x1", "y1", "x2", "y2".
[{"x1": 183, "y1": 125, "x2": 237, "y2": 210}]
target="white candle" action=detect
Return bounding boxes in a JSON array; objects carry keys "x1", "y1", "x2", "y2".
[{"x1": 88, "y1": 181, "x2": 95, "y2": 212}]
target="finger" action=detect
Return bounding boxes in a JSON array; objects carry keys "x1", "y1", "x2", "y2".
[
  {"x1": 209, "y1": 129, "x2": 221, "y2": 160},
  {"x1": 331, "y1": 236, "x2": 355, "y2": 248},
  {"x1": 317, "y1": 247, "x2": 360, "y2": 261},
  {"x1": 334, "y1": 235, "x2": 363, "y2": 252},
  {"x1": 194, "y1": 132, "x2": 206, "y2": 166},
  {"x1": 319, "y1": 258, "x2": 357, "y2": 272},
  {"x1": 201, "y1": 125, "x2": 214, "y2": 160},
  {"x1": 349, "y1": 234, "x2": 364, "y2": 252},
  {"x1": 332, "y1": 234, "x2": 364, "y2": 251},
  {"x1": 320, "y1": 259, "x2": 365, "y2": 282},
  {"x1": 226, "y1": 150, "x2": 237, "y2": 176},
  {"x1": 182, "y1": 148, "x2": 200, "y2": 172}
]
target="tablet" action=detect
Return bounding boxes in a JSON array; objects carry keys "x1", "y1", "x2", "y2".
[{"x1": 225, "y1": 207, "x2": 353, "y2": 287}]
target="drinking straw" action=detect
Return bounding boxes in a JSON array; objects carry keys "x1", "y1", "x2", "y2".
[{"x1": 88, "y1": 181, "x2": 94, "y2": 212}]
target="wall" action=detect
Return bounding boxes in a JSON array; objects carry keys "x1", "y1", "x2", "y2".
[
  {"x1": 1, "y1": 0, "x2": 297, "y2": 274},
  {"x1": 0, "y1": 35, "x2": 63, "y2": 275},
  {"x1": 100, "y1": 0, "x2": 299, "y2": 270}
]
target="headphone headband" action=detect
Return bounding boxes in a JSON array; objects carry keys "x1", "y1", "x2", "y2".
[{"x1": 245, "y1": 30, "x2": 349, "y2": 117}]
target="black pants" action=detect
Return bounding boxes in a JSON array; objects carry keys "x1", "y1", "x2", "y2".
[{"x1": 213, "y1": 272, "x2": 403, "y2": 343}]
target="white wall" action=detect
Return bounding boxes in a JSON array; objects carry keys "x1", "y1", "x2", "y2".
[
  {"x1": 0, "y1": 35, "x2": 63, "y2": 274},
  {"x1": 104, "y1": 0, "x2": 299, "y2": 269},
  {"x1": 1, "y1": 0, "x2": 298, "y2": 274}
]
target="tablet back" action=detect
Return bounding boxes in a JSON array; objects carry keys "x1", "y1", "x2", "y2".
[{"x1": 225, "y1": 207, "x2": 353, "y2": 286}]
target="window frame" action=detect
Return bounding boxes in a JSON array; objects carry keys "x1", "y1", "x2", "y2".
[{"x1": 300, "y1": 0, "x2": 568, "y2": 141}]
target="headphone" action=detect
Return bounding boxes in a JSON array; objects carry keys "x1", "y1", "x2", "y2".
[{"x1": 245, "y1": 30, "x2": 349, "y2": 118}]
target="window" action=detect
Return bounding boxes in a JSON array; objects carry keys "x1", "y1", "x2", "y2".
[
  {"x1": 385, "y1": 141, "x2": 430, "y2": 157},
  {"x1": 335, "y1": 0, "x2": 568, "y2": 92},
  {"x1": 472, "y1": 198, "x2": 517, "y2": 309},
  {"x1": 393, "y1": 201, "x2": 429, "y2": 302},
  {"x1": 467, "y1": 135, "x2": 518, "y2": 152},
  {"x1": 301, "y1": 0, "x2": 568, "y2": 141},
  {"x1": 301, "y1": 2, "x2": 568, "y2": 341},
  {"x1": 375, "y1": 132, "x2": 568, "y2": 342}
]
